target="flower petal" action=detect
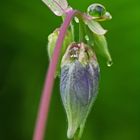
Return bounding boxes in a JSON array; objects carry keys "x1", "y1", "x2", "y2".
[
  {"x1": 84, "y1": 19, "x2": 107, "y2": 35},
  {"x1": 42, "y1": 0, "x2": 68, "y2": 16}
]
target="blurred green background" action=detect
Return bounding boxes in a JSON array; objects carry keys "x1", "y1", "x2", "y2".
[{"x1": 0, "y1": 0, "x2": 140, "y2": 140}]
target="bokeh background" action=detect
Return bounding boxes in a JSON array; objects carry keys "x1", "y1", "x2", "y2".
[{"x1": 0, "y1": 0, "x2": 140, "y2": 140}]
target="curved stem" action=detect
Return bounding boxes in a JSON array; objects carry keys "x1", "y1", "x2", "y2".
[
  {"x1": 79, "y1": 19, "x2": 85, "y2": 42},
  {"x1": 33, "y1": 9, "x2": 77, "y2": 140}
]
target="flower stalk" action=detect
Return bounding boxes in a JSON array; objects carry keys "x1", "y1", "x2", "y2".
[{"x1": 33, "y1": 9, "x2": 77, "y2": 140}]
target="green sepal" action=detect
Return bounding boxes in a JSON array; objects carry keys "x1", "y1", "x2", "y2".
[
  {"x1": 92, "y1": 33, "x2": 112, "y2": 66},
  {"x1": 84, "y1": 26, "x2": 112, "y2": 66},
  {"x1": 48, "y1": 28, "x2": 72, "y2": 77}
]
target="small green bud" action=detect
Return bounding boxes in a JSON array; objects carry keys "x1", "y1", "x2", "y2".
[
  {"x1": 48, "y1": 28, "x2": 72, "y2": 76},
  {"x1": 60, "y1": 43, "x2": 100, "y2": 139}
]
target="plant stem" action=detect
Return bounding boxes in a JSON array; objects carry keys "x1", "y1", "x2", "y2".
[
  {"x1": 79, "y1": 19, "x2": 84, "y2": 42},
  {"x1": 33, "y1": 9, "x2": 77, "y2": 140},
  {"x1": 70, "y1": 21, "x2": 75, "y2": 41}
]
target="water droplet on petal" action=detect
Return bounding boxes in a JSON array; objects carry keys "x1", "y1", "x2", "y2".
[
  {"x1": 105, "y1": 12, "x2": 112, "y2": 20},
  {"x1": 107, "y1": 60, "x2": 113, "y2": 67}
]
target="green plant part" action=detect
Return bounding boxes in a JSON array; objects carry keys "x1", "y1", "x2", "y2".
[
  {"x1": 48, "y1": 28, "x2": 73, "y2": 76},
  {"x1": 93, "y1": 34, "x2": 112, "y2": 66},
  {"x1": 34, "y1": 1, "x2": 113, "y2": 140}
]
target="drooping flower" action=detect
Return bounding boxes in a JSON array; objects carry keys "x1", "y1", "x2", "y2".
[
  {"x1": 60, "y1": 43, "x2": 100, "y2": 139},
  {"x1": 33, "y1": 1, "x2": 112, "y2": 140}
]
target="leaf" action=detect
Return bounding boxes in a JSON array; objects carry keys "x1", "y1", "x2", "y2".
[
  {"x1": 93, "y1": 34, "x2": 112, "y2": 65},
  {"x1": 42, "y1": 0, "x2": 68, "y2": 16},
  {"x1": 84, "y1": 19, "x2": 107, "y2": 35}
]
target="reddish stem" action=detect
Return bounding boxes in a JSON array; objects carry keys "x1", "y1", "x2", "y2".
[{"x1": 33, "y1": 10, "x2": 77, "y2": 140}]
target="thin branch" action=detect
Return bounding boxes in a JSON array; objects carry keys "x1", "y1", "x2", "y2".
[{"x1": 33, "y1": 9, "x2": 77, "y2": 140}]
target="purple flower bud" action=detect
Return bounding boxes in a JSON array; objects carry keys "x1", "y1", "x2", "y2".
[{"x1": 60, "y1": 43, "x2": 100, "y2": 139}]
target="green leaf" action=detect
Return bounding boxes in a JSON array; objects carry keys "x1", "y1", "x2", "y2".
[{"x1": 84, "y1": 19, "x2": 107, "y2": 35}]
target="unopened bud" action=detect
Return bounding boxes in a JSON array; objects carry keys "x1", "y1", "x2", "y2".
[{"x1": 60, "y1": 43, "x2": 100, "y2": 139}]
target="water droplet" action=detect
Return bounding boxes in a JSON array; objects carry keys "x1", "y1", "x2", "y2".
[
  {"x1": 105, "y1": 12, "x2": 112, "y2": 20},
  {"x1": 85, "y1": 35, "x2": 89, "y2": 41},
  {"x1": 107, "y1": 60, "x2": 113, "y2": 67},
  {"x1": 74, "y1": 17, "x2": 79, "y2": 23},
  {"x1": 87, "y1": 3, "x2": 106, "y2": 18}
]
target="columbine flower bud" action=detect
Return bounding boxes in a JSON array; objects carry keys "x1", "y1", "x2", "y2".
[{"x1": 60, "y1": 43, "x2": 100, "y2": 139}]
